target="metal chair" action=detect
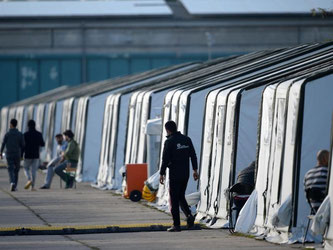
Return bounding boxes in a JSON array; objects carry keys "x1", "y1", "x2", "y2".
[
  {"x1": 228, "y1": 182, "x2": 254, "y2": 233},
  {"x1": 59, "y1": 167, "x2": 77, "y2": 189},
  {"x1": 302, "y1": 187, "x2": 326, "y2": 244}
]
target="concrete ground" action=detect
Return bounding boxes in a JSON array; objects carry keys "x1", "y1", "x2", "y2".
[{"x1": 0, "y1": 166, "x2": 313, "y2": 250}]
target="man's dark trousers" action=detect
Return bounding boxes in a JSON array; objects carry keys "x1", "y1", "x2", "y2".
[
  {"x1": 169, "y1": 178, "x2": 191, "y2": 227},
  {"x1": 7, "y1": 156, "x2": 20, "y2": 188}
]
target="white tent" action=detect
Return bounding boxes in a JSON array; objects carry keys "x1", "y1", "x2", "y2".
[
  {"x1": 97, "y1": 61, "x2": 236, "y2": 190},
  {"x1": 240, "y1": 66, "x2": 333, "y2": 244},
  {"x1": 0, "y1": 86, "x2": 69, "y2": 161},
  {"x1": 104, "y1": 55, "x2": 263, "y2": 193},
  {"x1": 159, "y1": 43, "x2": 333, "y2": 215},
  {"x1": 73, "y1": 63, "x2": 198, "y2": 182},
  {"x1": 195, "y1": 44, "x2": 333, "y2": 226},
  {"x1": 323, "y1": 118, "x2": 333, "y2": 249},
  {"x1": 0, "y1": 107, "x2": 9, "y2": 143},
  {"x1": 154, "y1": 48, "x2": 300, "y2": 208}
]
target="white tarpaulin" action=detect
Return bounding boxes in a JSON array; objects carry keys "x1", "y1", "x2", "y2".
[
  {"x1": 0, "y1": 107, "x2": 9, "y2": 142},
  {"x1": 35, "y1": 103, "x2": 45, "y2": 133},
  {"x1": 74, "y1": 97, "x2": 89, "y2": 182},
  {"x1": 324, "y1": 133, "x2": 333, "y2": 249},
  {"x1": 44, "y1": 102, "x2": 56, "y2": 162},
  {"x1": 145, "y1": 118, "x2": 162, "y2": 177},
  {"x1": 61, "y1": 98, "x2": 74, "y2": 133},
  {"x1": 15, "y1": 106, "x2": 25, "y2": 133}
]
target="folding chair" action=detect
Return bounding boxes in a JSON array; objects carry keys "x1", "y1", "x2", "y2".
[
  {"x1": 59, "y1": 167, "x2": 77, "y2": 189},
  {"x1": 228, "y1": 182, "x2": 253, "y2": 233},
  {"x1": 302, "y1": 187, "x2": 326, "y2": 244}
]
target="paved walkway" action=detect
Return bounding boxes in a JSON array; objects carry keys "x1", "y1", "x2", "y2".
[{"x1": 0, "y1": 166, "x2": 313, "y2": 249}]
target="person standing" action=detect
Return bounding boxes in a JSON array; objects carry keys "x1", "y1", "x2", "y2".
[
  {"x1": 23, "y1": 120, "x2": 45, "y2": 191},
  {"x1": 159, "y1": 121, "x2": 199, "y2": 232},
  {"x1": 55, "y1": 130, "x2": 80, "y2": 189},
  {"x1": 0, "y1": 119, "x2": 25, "y2": 191},
  {"x1": 40, "y1": 134, "x2": 67, "y2": 189},
  {"x1": 304, "y1": 149, "x2": 329, "y2": 212}
]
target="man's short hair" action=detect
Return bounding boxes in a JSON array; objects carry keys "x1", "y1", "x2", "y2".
[
  {"x1": 63, "y1": 130, "x2": 74, "y2": 139},
  {"x1": 27, "y1": 120, "x2": 36, "y2": 129},
  {"x1": 317, "y1": 150, "x2": 329, "y2": 166},
  {"x1": 165, "y1": 121, "x2": 177, "y2": 133},
  {"x1": 55, "y1": 134, "x2": 63, "y2": 138},
  {"x1": 10, "y1": 119, "x2": 17, "y2": 128}
]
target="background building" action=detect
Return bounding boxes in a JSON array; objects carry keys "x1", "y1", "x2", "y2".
[{"x1": 0, "y1": 0, "x2": 333, "y2": 108}]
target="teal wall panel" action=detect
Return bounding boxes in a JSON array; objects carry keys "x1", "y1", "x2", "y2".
[
  {"x1": 109, "y1": 58, "x2": 129, "y2": 78},
  {"x1": 40, "y1": 60, "x2": 60, "y2": 92},
  {"x1": 61, "y1": 59, "x2": 81, "y2": 86},
  {"x1": 0, "y1": 52, "x2": 233, "y2": 109},
  {"x1": 130, "y1": 58, "x2": 151, "y2": 74},
  {"x1": 0, "y1": 60, "x2": 18, "y2": 107},
  {"x1": 87, "y1": 58, "x2": 108, "y2": 82},
  {"x1": 18, "y1": 60, "x2": 39, "y2": 100},
  {"x1": 151, "y1": 58, "x2": 173, "y2": 68}
]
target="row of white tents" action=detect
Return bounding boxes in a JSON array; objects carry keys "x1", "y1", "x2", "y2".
[{"x1": 1, "y1": 41, "x2": 333, "y2": 247}]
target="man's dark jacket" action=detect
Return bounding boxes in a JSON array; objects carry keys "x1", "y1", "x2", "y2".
[
  {"x1": 160, "y1": 131, "x2": 198, "y2": 180},
  {"x1": 1, "y1": 128, "x2": 25, "y2": 158},
  {"x1": 24, "y1": 129, "x2": 45, "y2": 159}
]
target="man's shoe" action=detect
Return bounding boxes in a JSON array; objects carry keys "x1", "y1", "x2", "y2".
[
  {"x1": 186, "y1": 215, "x2": 195, "y2": 229},
  {"x1": 167, "y1": 226, "x2": 181, "y2": 232},
  {"x1": 10, "y1": 183, "x2": 15, "y2": 192},
  {"x1": 24, "y1": 180, "x2": 32, "y2": 190},
  {"x1": 40, "y1": 185, "x2": 50, "y2": 189}
]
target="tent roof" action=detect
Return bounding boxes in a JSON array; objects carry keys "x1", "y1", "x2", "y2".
[
  {"x1": 0, "y1": 0, "x2": 172, "y2": 18},
  {"x1": 8, "y1": 85, "x2": 69, "y2": 108},
  {"x1": 9, "y1": 62, "x2": 199, "y2": 107},
  {"x1": 180, "y1": 0, "x2": 333, "y2": 15}
]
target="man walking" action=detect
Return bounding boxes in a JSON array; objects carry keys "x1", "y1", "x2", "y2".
[
  {"x1": 55, "y1": 130, "x2": 80, "y2": 189},
  {"x1": 23, "y1": 120, "x2": 45, "y2": 191},
  {"x1": 160, "y1": 121, "x2": 199, "y2": 232},
  {"x1": 40, "y1": 134, "x2": 67, "y2": 189},
  {"x1": 0, "y1": 119, "x2": 25, "y2": 191}
]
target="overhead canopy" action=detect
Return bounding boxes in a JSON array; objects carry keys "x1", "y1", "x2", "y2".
[
  {"x1": 180, "y1": 0, "x2": 333, "y2": 15},
  {"x1": 0, "y1": 0, "x2": 172, "y2": 18}
]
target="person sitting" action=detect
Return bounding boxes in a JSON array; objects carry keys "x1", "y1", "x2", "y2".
[
  {"x1": 229, "y1": 161, "x2": 255, "y2": 220},
  {"x1": 304, "y1": 149, "x2": 329, "y2": 212},
  {"x1": 40, "y1": 134, "x2": 68, "y2": 189},
  {"x1": 54, "y1": 130, "x2": 80, "y2": 189}
]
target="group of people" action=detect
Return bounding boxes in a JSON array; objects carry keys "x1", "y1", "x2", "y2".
[
  {"x1": 0, "y1": 117, "x2": 329, "y2": 231},
  {"x1": 0, "y1": 118, "x2": 80, "y2": 191}
]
